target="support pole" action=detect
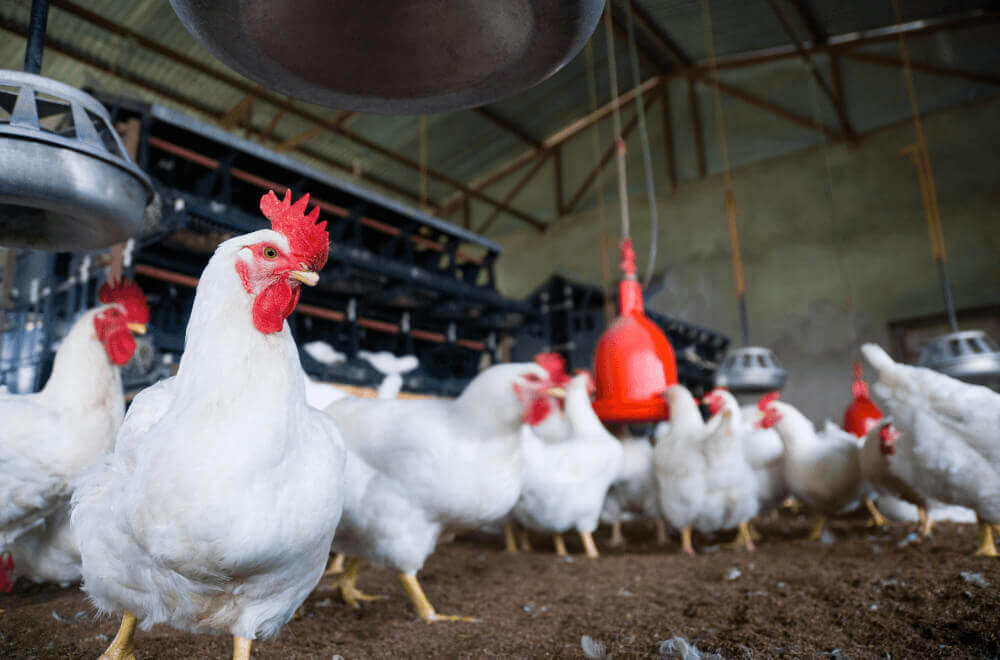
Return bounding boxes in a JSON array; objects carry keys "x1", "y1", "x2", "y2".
[{"x1": 24, "y1": 0, "x2": 49, "y2": 74}]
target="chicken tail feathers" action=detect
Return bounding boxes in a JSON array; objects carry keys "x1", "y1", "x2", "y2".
[{"x1": 861, "y1": 343, "x2": 895, "y2": 375}]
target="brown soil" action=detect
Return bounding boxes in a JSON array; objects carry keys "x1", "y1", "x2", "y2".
[{"x1": 2, "y1": 512, "x2": 999, "y2": 659}]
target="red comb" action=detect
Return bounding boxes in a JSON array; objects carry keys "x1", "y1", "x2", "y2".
[
  {"x1": 99, "y1": 279, "x2": 149, "y2": 325},
  {"x1": 758, "y1": 391, "x2": 780, "y2": 411},
  {"x1": 851, "y1": 361, "x2": 870, "y2": 400},
  {"x1": 535, "y1": 352, "x2": 570, "y2": 386},
  {"x1": 260, "y1": 190, "x2": 329, "y2": 272}
]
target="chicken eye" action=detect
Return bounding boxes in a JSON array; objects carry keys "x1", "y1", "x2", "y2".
[{"x1": 262, "y1": 246, "x2": 278, "y2": 260}]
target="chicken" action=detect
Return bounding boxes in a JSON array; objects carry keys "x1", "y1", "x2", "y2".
[
  {"x1": 652, "y1": 384, "x2": 709, "y2": 555},
  {"x1": 601, "y1": 432, "x2": 662, "y2": 547},
  {"x1": 760, "y1": 395, "x2": 869, "y2": 541},
  {"x1": 858, "y1": 418, "x2": 931, "y2": 533},
  {"x1": 842, "y1": 362, "x2": 893, "y2": 529},
  {"x1": 0, "y1": 279, "x2": 148, "y2": 588},
  {"x1": 704, "y1": 388, "x2": 786, "y2": 519},
  {"x1": 321, "y1": 358, "x2": 560, "y2": 622},
  {"x1": 72, "y1": 190, "x2": 345, "y2": 660},
  {"x1": 693, "y1": 404, "x2": 759, "y2": 551},
  {"x1": 861, "y1": 342, "x2": 1000, "y2": 556},
  {"x1": 513, "y1": 370, "x2": 624, "y2": 558}
]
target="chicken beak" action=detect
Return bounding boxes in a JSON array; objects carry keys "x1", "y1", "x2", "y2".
[
  {"x1": 127, "y1": 323, "x2": 147, "y2": 335},
  {"x1": 546, "y1": 387, "x2": 566, "y2": 399},
  {"x1": 289, "y1": 270, "x2": 320, "y2": 287}
]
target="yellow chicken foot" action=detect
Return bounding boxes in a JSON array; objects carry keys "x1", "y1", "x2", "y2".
[
  {"x1": 680, "y1": 527, "x2": 695, "y2": 556},
  {"x1": 503, "y1": 522, "x2": 518, "y2": 553},
  {"x1": 807, "y1": 516, "x2": 826, "y2": 541},
  {"x1": 323, "y1": 553, "x2": 346, "y2": 577},
  {"x1": 864, "y1": 499, "x2": 888, "y2": 528},
  {"x1": 654, "y1": 518, "x2": 669, "y2": 546},
  {"x1": 607, "y1": 520, "x2": 625, "y2": 548},
  {"x1": 783, "y1": 497, "x2": 802, "y2": 515},
  {"x1": 331, "y1": 557, "x2": 383, "y2": 608},
  {"x1": 917, "y1": 507, "x2": 934, "y2": 537},
  {"x1": 398, "y1": 573, "x2": 480, "y2": 622},
  {"x1": 748, "y1": 522, "x2": 763, "y2": 543},
  {"x1": 232, "y1": 636, "x2": 252, "y2": 660},
  {"x1": 518, "y1": 527, "x2": 532, "y2": 552},
  {"x1": 553, "y1": 533, "x2": 568, "y2": 557},
  {"x1": 580, "y1": 531, "x2": 600, "y2": 559},
  {"x1": 99, "y1": 612, "x2": 137, "y2": 660},
  {"x1": 974, "y1": 517, "x2": 998, "y2": 557},
  {"x1": 722, "y1": 521, "x2": 755, "y2": 551}
]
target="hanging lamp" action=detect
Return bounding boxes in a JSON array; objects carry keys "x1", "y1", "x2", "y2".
[
  {"x1": 696, "y1": 0, "x2": 786, "y2": 395},
  {"x1": 891, "y1": 7, "x2": 1000, "y2": 387},
  {"x1": 591, "y1": 6, "x2": 676, "y2": 424},
  {"x1": 843, "y1": 361, "x2": 881, "y2": 437},
  {"x1": 0, "y1": 0, "x2": 154, "y2": 251}
]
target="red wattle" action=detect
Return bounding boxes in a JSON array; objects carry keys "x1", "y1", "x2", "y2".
[
  {"x1": 252, "y1": 280, "x2": 300, "y2": 334},
  {"x1": 104, "y1": 328, "x2": 137, "y2": 365}
]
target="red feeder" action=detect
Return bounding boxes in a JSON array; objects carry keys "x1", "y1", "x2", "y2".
[
  {"x1": 843, "y1": 361, "x2": 881, "y2": 437},
  {"x1": 593, "y1": 239, "x2": 677, "y2": 424}
]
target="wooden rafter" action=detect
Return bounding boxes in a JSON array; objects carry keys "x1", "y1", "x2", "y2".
[
  {"x1": 218, "y1": 95, "x2": 253, "y2": 131},
  {"x1": 699, "y1": 75, "x2": 841, "y2": 139},
  {"x1": 624, "y1": 0, "x2": 694, "y2": 68},
  {"x1": 473, "y1": 107, "x2": 541, "y2": 148},
  {"x1": 843, "y1": 50, "x2": 1000, "y2": 88},
  {"x1": 477, "y1": 153, "x2": 553, "y2": 234}
]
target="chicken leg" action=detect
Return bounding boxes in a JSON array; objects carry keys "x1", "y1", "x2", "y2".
[
  {"x1": 917, "y1": 507, "x2": 934, "y2": 537},
  {"x1": 580, "y1": 531, "x2": 599, "y2": 559},
  {"x1": 233, "y1": 636, "x2": 252, "y2": 660},
  {"x1": 518, "y1": 527, "x2": 532, "y2": 552},
  {"x1": 654, "y1": 518, "x2": 669, "y2": 546},
  {"x1": 974, "y1": 516, "x2": 998, "y2": 557},
  {"x1": 398, "y1": 573, "x2": 480, "y2": 622},
  {"x1": 99, "y1": 612, "x2": 137, "y2": 660},
  {"x1": 329, "y1": 557, "x2": 383, "y2": 608},
  {"x1": 864, "y1": 499, "x2": 888, "y2": 528},
  {"x1": 680, "y1": 527, "x2": 695, "y2": 556},
  {"x1": 553, "y1": 533, "x2": 568, "y2": 557},
  {"x1": 323, "y1": 553, "x2": 346, "y2": 577},
  {"x1": 503, "y1": 523, "x2": 518, "y2": 553},
  {"x1": 807, "y1": 516, "x2": 826, "y2": 541},
  {"x1": 607, "y1": 520, "x2": 625, "y2": 548}
]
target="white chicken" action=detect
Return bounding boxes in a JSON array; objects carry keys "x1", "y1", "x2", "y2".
[
  {"x1": 760, "y1": 395, "x2": 869, "y2": 541},
  {"x1": 322, "y1": 359, "x2": 559, "y2": 622},
  {"x1": 601, "y1": 432, "x2": 662, "y2": 547},
  {"x1": 0, "y1": 279, "x2": 148, "y2": 588},
  {"x1": 513, "y1": 371, "x2": 624, "y2": 558},
  {"x1": 72, "y1": 190, "x2": 345, "y2": 660},
  {"x1": 693, "y1": 403, "x2": 760, "y2": 551},
  {"x1": 704, "y1": 388, "x2": 786, "y2": 520},
  {"x1": 862, "y1": 342, "x2": 1000, "y2": 556},
  {"x1": 652, "y1": 384, "x2": 709, "y2": 555},
  {"x1": 858, "y1": 417, "x2": 932, "y2": 534}
]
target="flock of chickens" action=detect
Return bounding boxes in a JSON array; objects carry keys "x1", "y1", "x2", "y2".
[{"x1": 1, "y1": 190, "x2": 998, "y2": 659}]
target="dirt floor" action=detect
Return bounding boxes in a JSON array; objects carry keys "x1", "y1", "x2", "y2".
[{"x1": 3, "y1": 511, "x2": 999, "y2": 659}]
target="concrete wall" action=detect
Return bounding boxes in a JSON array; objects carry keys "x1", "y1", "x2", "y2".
[{"x1": 492, "y1": 97, "x2": 1000, "y2": 422}]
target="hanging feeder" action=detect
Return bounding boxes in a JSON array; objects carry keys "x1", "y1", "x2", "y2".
[
  {"x1": 918, "y1": 330, "x2": 1000, "y2": 386},
  {"x1": 592, "y1": 239, "x2": 677, "y2": 424},
  {"x1": 168, "y1": 0, "x2": 604, "y2": 115},
  {"x1": 843, "y1": 361, "x2": 881, "y2": 436},
  {"x1": 715, "y1": 346, "x2": 787, "y2": 395},
  {"x1": 0, "y1": 0, "x2": 154, "y2": 251}
]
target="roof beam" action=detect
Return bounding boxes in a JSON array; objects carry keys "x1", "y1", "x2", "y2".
[
  {"x1": 622, "y1": 0, "x2": 694, "y2": 68},
  {"x1": 788, "y1": 0, "x2": 827, "y2": 44},
  {"x1": 0, "y1": 19, "x2": 428, "y2": 207},
  {"x1": 843, "y1": 50, "x2": 1000, "y2": 88},
  {"x1": 472, "y1": 107, "x2": 542, "y2": 148},
  {"x1": 699, "y1": 75, "x2": 841, "y2": 139},
  {"x1": 766, "y1": 0, "x2": 857, "y2": 141},
  {"x1": 608, "y1": 3, "x2": 666, "y2": 72},
  {"x1": 46, "y1": 0, "x2": 544, "y2": 230},
  {"x1": 477, "y1": 152, "x2": 553, "y2": 234}
]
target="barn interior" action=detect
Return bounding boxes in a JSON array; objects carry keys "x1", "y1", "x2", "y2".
[{"x1": 1, "y1": 1, "x2": 999, "y2": 658}]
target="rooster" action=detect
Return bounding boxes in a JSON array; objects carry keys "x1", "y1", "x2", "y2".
[
  {"x1": 321, "y1": 358, "x2": 561, "y2": 622},
  {"x1": 861, "y1": 342, "x2": 1000, "y2": 556},
  {"x1": 72, "y1": 190, "x2": 345, "y2": 660},
  {"x1": 760, "y1": 395, "x2": 868, "y2": 541},
  {"x1": 0, "y1": 279, "x2": 148, "y2": 588},
  {"x1": 514, "y1": 368, "x2": 624, "y2": 559}
]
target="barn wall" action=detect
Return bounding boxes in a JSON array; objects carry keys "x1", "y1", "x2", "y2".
[{"x1": 493, "y1": 96, "x2": 1000, "y2": 422}]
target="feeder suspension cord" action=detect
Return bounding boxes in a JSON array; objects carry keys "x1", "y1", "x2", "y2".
[
  {"x1": 623, "y1": 0, "x2": 660, "y2": 291},
  {"x1": 418, "y1": 115, "x2": 428, "y2": 210},
  {"x1": 891, "y1": 0, "x2": 956, "y2": 332},
  {"x1": 584, "y1": 39, "x2": 616, "y2": 324},
  {"x1": 24, "y1": 0, "x2": 50, "y2": 75},
  {"x1": 699, "y1": 0, "x2": 749, "y2": 346},
  {"x1": 602, "y1": 3, "x2": 631, "y2": 246}
]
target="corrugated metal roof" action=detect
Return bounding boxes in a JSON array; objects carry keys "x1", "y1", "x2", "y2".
[{"x1": 0, "y1": 1, "x2": 997, "y2": 235}]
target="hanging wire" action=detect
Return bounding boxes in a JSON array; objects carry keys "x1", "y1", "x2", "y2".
[
  {"x1": 602, "y1": 3, "x2": 631, "y2": 243},
  {"x1": 698, "y1": 0, "x2": 749, "y2": 345},
  {"x1": 418, "y1": 115, "x2": 428, "y2": 210},
  {"x1": 584, "y1": 39, "x2": 616, "y2": 324},
  {"x1": 622, "y1": 0, "x2": 660, "y2": 290}
]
